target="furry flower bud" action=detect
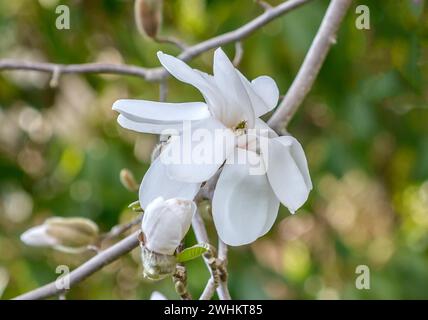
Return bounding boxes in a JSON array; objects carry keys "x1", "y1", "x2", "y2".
[
  {"x1": 120, "y1": 168, "x2": 139, "y2": 192},
  {"x1": 134, "y1": 0, "x2": 163, "y2": 38},
  {"x1": 21, "y1": 217, "x2": 99, "y2": 252}
]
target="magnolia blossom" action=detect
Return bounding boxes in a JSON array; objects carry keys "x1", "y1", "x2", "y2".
[
  {"x1": 113, "y1": 48, "x2": 312, "y2": 246},
  {"x1": 141, "y1": 197, "x2": 196, "y2": 255}
]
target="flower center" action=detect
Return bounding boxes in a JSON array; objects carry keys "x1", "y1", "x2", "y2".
[{"x1": 233, "y1": 120, "x2": 247, "y2": 136}]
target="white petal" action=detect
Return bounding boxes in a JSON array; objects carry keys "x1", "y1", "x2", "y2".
[
  {"x1": 20, "y1": 225, "x2": 58, "y2": 247},
  {"x1": 117, "y1": 114, "x2": 185, "y2": 135},
  {"x1": 113, "y1": 99, "x2": 211, "y2": 123},
  {"x1": 254, "y1": 118, "x2": 279, "y2": 138},
  {"x1": 263, "y1": 136, "x2": 312, "y2": 214},
  {"x1": 160, "y1": 118, "x2": 235, "y2": 183},
  {"x1": 142, "y1": 197, "x2": 196, "y2": 255},
  {"x1": 150, "y1": 291, "x2": 168, "y2": 300},
  {"x1": 235, "y1": 71, "x2": 279, "y2": 118},
  {"x1": 213, "y1": 48, "x2": 255, "y2": 128},
  {"x1": 157, "y1": 51, "x2": 225, "y2": 119},
  {"x1": 212, "y1": 149, "x2": 280, "y2": 246},
  {"x1": 139, "y1": 157, "x2": 201, "y2": 209},
  {"x1": 251, "y1": 76, "x2": 279, "y2": 113}
]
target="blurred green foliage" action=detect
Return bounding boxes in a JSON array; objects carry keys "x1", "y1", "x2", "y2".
[{"x1": 0, "y1": 0, "x2": 428, "y2": 299}]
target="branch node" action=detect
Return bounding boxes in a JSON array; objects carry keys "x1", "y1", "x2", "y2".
[
  {"x1": 49, "y1": 66, "x2": 62, "y2": 88},
  {"x1": 233, "y1": 41, "x2": 244, "y2": 67}
]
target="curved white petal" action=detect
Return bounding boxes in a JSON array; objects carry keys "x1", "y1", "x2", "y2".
[
  {"x1": 139, "y1": 157, "x2": 201, "y2": 209},
  {"x1": 254, "y1": 118, "x2": 279, "y2": 138},
  {"x1": 212, "y1": 149, "x2": 280, "y2": 246},
  {"x1": 160, "y1": 118, "x2": 235, "y2": 183},
  {"x1": 113, "y1": 100, "x2": 211, "y2": 122},
  {"x1": 142, "y1": 197, "x2": 196, "y2": 255},
  {"x1": 251, "y1": 76, "x2": 279, "y2": 113},
  {"x1": 117, "y1": 114, "x2": 185, "y2": 135},
  {"x1": 213, "y1": 48, "x2": 255, "y2": 128},
  {"x1": 263, "y1": 136, "x2": 312, "y2": 214},
  {"x1": 157, "y1": 51, "x2": 225, "y2": 119},
  {"x1": 235, "y1": 71, "x2": 279, "y2": 118}
]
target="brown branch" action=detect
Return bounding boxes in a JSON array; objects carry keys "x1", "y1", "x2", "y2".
[{"x1": 268, "y1": 0, "x2": 353, "y2": 132}]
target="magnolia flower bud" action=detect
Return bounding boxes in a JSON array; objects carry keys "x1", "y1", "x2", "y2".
[
  {"x1": 120, "y1": 168, "x2": 139, "y2": 192},
  {"x1": 140, "y1": 246, "x2": 176, "y2": 281},
  {"x1": 21, "y1": 217, "x2": 99, "y2": 252},
  {"x1": 139, "y1": 197, "x2": 196, "y2": 281},
  {"x1": 141, "y1": 197, "x2": 196, "y2": 255},
  {"x1": 134, "y1": 0, "x2": 163, "y2": 39}
]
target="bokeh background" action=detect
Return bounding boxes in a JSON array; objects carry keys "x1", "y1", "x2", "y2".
[{"x1": 1, "y1": 0, "x2": 427, "y2": 299}]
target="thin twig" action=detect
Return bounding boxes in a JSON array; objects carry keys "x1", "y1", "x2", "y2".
[
  {"x1": 268, "y1": 0, "x2": 353, "y2": 132},
  {"x1": 0, "y1": 0, "x2": 313, "y2": 82},
  {"x1": 0, "y1": 60, "x2": 161, "y2": 80},
  {"x1": 255, "y1": 0, "x2": 272, "y2": 11},
  {"x1": 177, "y1": 0, "x2": 313, "y2": 63},
  {"x1": 159, "y1": 79, "x2": 168, "y2": 102},
  {"x1": 191, "y1": 210, "x2": 231, "y2": 300},
  {"x1": 233, "y1": 42, "x2": 244, "y2": 67},
  {"x1": 199, "y1": 278, "x2": 216, "y2": 300},
  {"x1": 154, "y1": 35, "x2": 188, "y2": 51},
  {"x1": 100, "y1": 215, "x2": 143, "y2": 241},
  {"x1": 14, "y1": 232, "x2": 140, "y2": 300}
]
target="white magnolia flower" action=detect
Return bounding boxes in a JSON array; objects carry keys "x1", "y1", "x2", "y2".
[
  {"x1": 141, "y1": 197, "x2": 196, "y2": 255},
  {"x1": 113, "y1": 48, "x2": 312, "y2": 246}
]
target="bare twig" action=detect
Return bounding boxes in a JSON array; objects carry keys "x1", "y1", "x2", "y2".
[
  {"x1": 159, "y1": 79, "x2": 168, "y2": 102},
  {"x1": 268, "y1": 0, "x2": 353, "y2": 132},
  {"x1": 14, "y1": 232, "x2": 140, "y2": 300},
  {"x1": 255, "y1": 0, "x2": 272, "y2": 11},
  {"x1": 0, "y1": 0, "x2": 313, "y2": 82},
  {"x1": 199, "y1": 278, "x2": 216, "y2": 300},
  {"x1": 154, "y1": 35, "x2": 188, "y2": 51},
  {"x1": 233, "y1": 42, "x2": 244, "y2": 67},
  {"x1": 0, "y1": 60, "x2": 161, "y2": 80},
  {"x1": 100, "y1": 215, "x2": 143, "y2": 241},
  {"x1": 191, "y1": 210, "x2": 231, "y2": 300},
  {"x1": 176, "y1": 0, "x2": 313, "y2": 63}
]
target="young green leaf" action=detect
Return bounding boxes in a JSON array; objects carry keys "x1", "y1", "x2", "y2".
[{"x1": 176, "y1": 243, "x2": 210, "y2": 263}]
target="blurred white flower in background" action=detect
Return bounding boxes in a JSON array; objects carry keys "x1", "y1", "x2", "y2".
[{"x1": 113, "y1": 48, "x2": 312, "y2": 246}]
